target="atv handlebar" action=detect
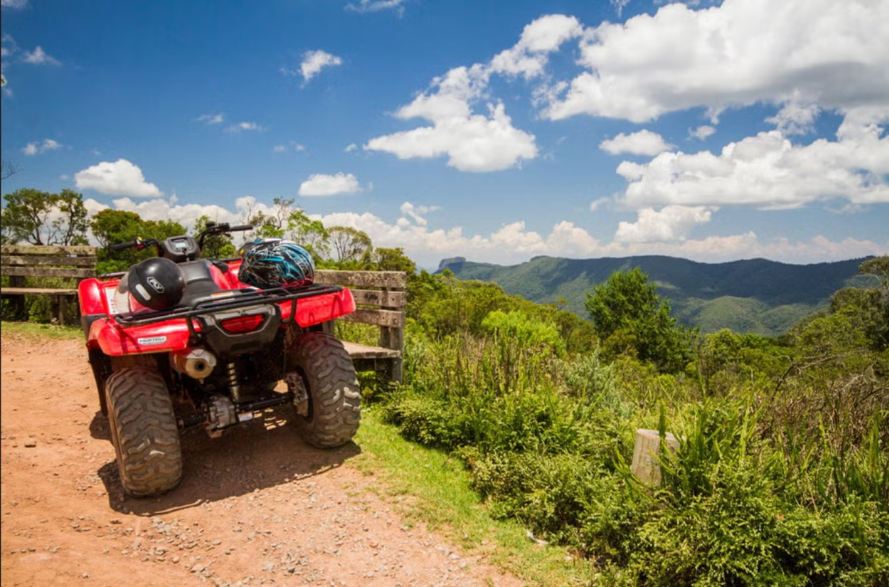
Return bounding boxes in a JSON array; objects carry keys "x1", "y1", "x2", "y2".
[
  {"x1": 109, "y1": 238, "x2": 159, "y2": 252},
  {"x1": 198, "y1": 222, "x2": 254, "y2": 248}
]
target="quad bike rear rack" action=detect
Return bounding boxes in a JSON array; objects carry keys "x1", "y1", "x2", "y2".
[{"x1": 112, "y1": 283, "x2": 344, "y2": 337}]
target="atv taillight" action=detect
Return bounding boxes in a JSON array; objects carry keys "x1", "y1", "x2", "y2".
[{"x1": 220, "y1": 314, "x2": 265, "y2": 333}]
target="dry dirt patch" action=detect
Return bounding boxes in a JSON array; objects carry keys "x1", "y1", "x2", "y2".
[{"x1": 1, "y1": 332, "x2": 523, "y2": 587}]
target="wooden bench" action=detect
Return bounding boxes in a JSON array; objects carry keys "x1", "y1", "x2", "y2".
[
  {"x1": 314, "y1": 270, "x2": 406, "y2": 385},
  {"x1": 0, "y1": 245, "x2": 99, "y2": 325}
]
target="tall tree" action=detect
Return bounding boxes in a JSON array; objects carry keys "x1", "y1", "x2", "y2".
[
  {"x1": 91, "y1": 209, "x2": 186, "y2": 273},
  {"x1": 328, "y1": 225, "x2": 372, "y2": 264},
  {"x1": 1, "y1": 188, "x2": 89, "y2": 246},
  {"x1": 585, "y1": 267, "x2": 691, "y2": 372}
]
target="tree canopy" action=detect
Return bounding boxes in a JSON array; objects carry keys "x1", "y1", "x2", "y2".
[
  {"x1": 1, "y1": 188, "x2": 89, "y2": 246},
  {"x1": 585, "y1": 267, "x2": 691, "y2": 371}
]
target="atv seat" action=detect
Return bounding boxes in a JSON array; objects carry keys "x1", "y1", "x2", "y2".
[{"x1": 178, "y1": 260, "x2": 225, "y2": 307}]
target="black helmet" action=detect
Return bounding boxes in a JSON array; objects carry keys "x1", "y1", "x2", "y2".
[
  {"x1": 121, "y1": 257, "x2": 187, "y2": 311},
  {"x1": 238, "y1": 239, "x2": 315, "y2": 289}
]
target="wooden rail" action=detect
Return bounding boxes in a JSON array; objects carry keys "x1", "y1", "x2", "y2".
[
  {"x1": 314, "y1": 270, "x2": 407, "y2": 384},
  {"x1": 1, "y1": 245, "x2": 99, "y2": 325}
]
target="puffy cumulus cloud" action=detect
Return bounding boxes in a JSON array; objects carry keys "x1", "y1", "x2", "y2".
[
  {"x1": 22, "y1": 138, "x2": 61, "y2": 156},
  {"x1": 393, "y1": 65, "x2": 489, "y2": 123},
  {"x1": 292, "y1": 50, "x2": 342, "y2": 83},
  {"x1": 369, "y1": 13, "x2": 582, "y2": 172},
  {"x1": 614, "y1": 205, "x2": 714, "y2": 243},
  {"x1": 543, "y1": 0, "x2": 889, "y2": 123},
  {"x1": 365, "y1": 101, "x2": 538, "y2": 172},
  {"x1": 106, "y1": 197, "x2": 242, "y2": 230},
  {"x1": 600, "y1": 130, "x2": 672, "y2": 156},
  {"x1": 313, "y1": 204, "x2": 886, "y2": 266},
  {"x1": 616, "y1": 113, "x2": 889, "y2": 209},
  {"x1": 79, "y1": 197, "x2": 888, "y2": 266},
  {"x1": 74, "y1": 159, "x2": 163, "y2": 198},
  {"x1": 491, "y1": 14, "x2": 583, "y2": 79},
  {"x1": 22, "y1": 46, "x2": 60, "y2": 66},
  {"x1": 298, "y1": 172, "x2": 361, "y2": 197}
]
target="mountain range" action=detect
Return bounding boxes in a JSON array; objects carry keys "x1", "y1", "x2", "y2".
[{"x1": 437, "y1": 255, "x2": 875, "y2": 336}]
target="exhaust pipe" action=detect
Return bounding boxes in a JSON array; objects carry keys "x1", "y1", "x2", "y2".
[{"x1": 172, "y1": 347, "x2": 217, "y2": 381}]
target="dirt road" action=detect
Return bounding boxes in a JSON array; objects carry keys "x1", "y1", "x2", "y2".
[{"x1": 1, "y1": 332, "x2": 523, "y2": 587}]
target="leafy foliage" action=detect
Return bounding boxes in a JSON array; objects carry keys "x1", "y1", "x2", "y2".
[
  {"x1": 585, "y1": 267, "x2": 692, "y2": 372},
  {"x1": 90, "y1": 209, "x2": 187, "y2": 274},
  {"x1": 446, "y1": 255, "x2": 870, "y2": 336},
  {"x1": 1, "y1": 188, "x2": 89, "y2": 245}
]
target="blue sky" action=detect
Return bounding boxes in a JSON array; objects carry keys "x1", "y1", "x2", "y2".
[{"x1": 2, "y1": 0, "x2": 887, "y2": 268}]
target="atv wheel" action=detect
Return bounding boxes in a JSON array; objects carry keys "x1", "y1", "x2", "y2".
[
  {"x1": 288, "y1": 332, "x2": 361, "y2": 448},
  {"x1": 105, "y1": 366, "x2": 182, "y2": 497}
]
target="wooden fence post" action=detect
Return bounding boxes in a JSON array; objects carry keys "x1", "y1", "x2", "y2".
[{"x1": 631, "y1": 429, "x2": 680, "y2": 486}]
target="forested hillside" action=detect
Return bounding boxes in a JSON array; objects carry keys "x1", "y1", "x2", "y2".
[{"x1": 440, "y1": 255, "x2": 873, "y2": 336}]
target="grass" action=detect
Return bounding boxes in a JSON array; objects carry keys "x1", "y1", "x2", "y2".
[
  {"x1": 1, "y1": 320, "x2": 83, "y2": 340},
  {"x1": 353, "y1": 407, "x2": 591, "y2": 587}
]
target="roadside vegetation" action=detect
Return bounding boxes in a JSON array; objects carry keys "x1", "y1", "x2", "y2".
[{"x1": 3, "y1": 189, "x2": 888, "y2": 585}]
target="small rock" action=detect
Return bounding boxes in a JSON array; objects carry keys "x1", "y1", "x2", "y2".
[{"x1": 24, "y1": 439, "x2": 37, "y2": 448}]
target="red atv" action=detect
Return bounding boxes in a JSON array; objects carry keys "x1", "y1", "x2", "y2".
[{"x1": 79, "y1": 222, "x2": 361, "y2": 497}]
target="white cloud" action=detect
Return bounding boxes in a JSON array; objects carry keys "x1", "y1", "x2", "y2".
[
  {"x1": 197, "y1": 113, "x2": 224, "y2": 125},
  {"x1": 313, "y1": 203, "x2": 886, "y2": 267},
  {"x1": 225, "y1": 121, "x2": 264, "y2": 133},
  {"x1": 614, "y1": 205, "x2": 714, "y2": 243},
  {"x1": 80, "y1": 197, "x2": 888, "y2": 266},
  {"x1": 689, "y1": 125, "x2": 715, "y2": 140},
  {"x1": 273, "y1": 141, "x2": 307, "y2": 153},
  {"x1": 370, "y1": 13, "x2": 586, "y2": 173},
  {"x1": 766, "y1": 91, "x2": 821, "y2": 135},
  {"x1": 22, "y1": 138, "x2": 62, "y2": 156},
  {"x1": 1, "y1": 34, "x2": 19, "y2": 57},
  {"x1": 610, "y1": 0, "x2": 631, "y2": 17},
  {"x1": 1, "y1": 0, "x2": 28, "y2": 9},
  {"x1": 22, "y1": 46, "x2": 60, "y2": 66},
  {"x1": 600, "y1": 130, "x2": 672, "y2": 156},
  {"x1": 491, "y1": 14, "x2": 583, "y2": 79},
  {"x1": 107, "y1": 197, "x2": 242, "y2": 231},
  {"x1": 298, "y1": 172, "x2": 361, "y2": 197},
  {"x1": 365, "y1": 98, "x2": 538, "y2": 172},
  {"x1": 346, "y1": 0, "x2": 409, "y2": 14},
  {"x1": 293, "y1": 50, "x2": 342, "y2": 83},
  {"x1": 399, "y1": 202, "x2": 441, "y2": 226},
  {"x1": 615, "y1": 113, "x2": 889, "y2": 209},
  {"x1": 345, "y1": 143, "x2": 358, "y2": 152},
  {"x1": 543, "y1": 0, "x2": 889, "y2": 124},
  {"x1": 74, "y1": 159, "x2": 163, "y2": 198}
]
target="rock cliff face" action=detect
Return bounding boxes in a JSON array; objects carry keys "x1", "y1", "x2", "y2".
[{"x1": 437, "y1": 257, "x2": 466, "y2": 272}]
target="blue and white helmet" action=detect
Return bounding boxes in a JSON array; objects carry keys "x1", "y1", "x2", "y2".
[{"x1": 238, "y1": 239, "x2": 315, "y2": 289}]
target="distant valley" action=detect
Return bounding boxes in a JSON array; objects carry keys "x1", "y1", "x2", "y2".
[{"x1": 438, "y1": 255, "x2": 875, "y2": 336}]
